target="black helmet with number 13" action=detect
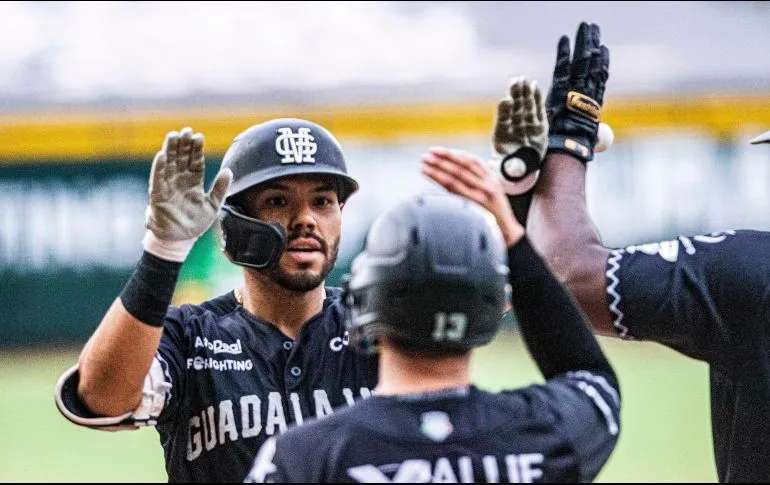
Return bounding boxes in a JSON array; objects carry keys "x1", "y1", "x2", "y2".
[{"x1": 344, "y1": 193, "x2": 509, "y2": 355}]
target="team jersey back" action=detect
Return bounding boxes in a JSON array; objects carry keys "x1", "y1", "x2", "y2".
[
  {"x1": 153, "y1": 288, "x2": 378, "y2": 482},
  {"x1": 248, "y1": 372, "x2": 620, "y2": 483}
]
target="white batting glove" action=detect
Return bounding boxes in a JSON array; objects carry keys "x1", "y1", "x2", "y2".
[
  {"x1": 490, "y1": 77, "x2": 549, "y2": 194},
  {"x1": 144, "y1": 127, "x2": 232, "y2": 262}
]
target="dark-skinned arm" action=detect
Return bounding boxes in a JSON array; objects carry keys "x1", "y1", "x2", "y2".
[
  {"x1": 528, "y1": 152, "x2": 614, "y2": 335},
  {"x1": 524, "y1": 22, "x2": 616, "y2": 335}
]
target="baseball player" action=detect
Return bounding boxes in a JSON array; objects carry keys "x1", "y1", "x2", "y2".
[
  {"x1": 514, "y1": 22, "x2": 770, "y2": 482},
  {"x1": 55, "y1": 119, "x2": 378, "y2": 482},
  {"x1": 246, "y1": 173, "x2": 620, "y2": 479}
]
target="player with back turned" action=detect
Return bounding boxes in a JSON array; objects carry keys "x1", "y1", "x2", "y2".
[
  {"x1": 437, "y1": 21, "x2": 770, "y2": 482},
  {"x1": 54, "y1": 119, "x2": 378, "y2": 482},
  {"x1": 246, "y1": 86, "x2": 621, "y2": 483}
]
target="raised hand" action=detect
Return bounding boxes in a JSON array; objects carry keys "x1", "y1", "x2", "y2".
[
  {"x1": 146, "y1": 127, "x2": 232, "y2": 242},
  {"x1": 546, "y1": 22, "x2": 610, "y2": 163},
  {"x1": 492, "y1": 77, "x2": 548, "y2": 189},
  {"x1": 421, "y1": 146, "x2": 524, "y2": 247}
]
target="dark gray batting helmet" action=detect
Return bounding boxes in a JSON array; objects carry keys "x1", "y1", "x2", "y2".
[
  {"x1": 344, "y1": 193, "x2": 509, "y2": 354},
  {"x1": 218, "y1": 118, "x2": 358, "y2": 269}
]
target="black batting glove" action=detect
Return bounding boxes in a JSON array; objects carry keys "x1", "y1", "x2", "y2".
[{"x1": 546, "y1": 22, "x2": 610, "y2": 163}]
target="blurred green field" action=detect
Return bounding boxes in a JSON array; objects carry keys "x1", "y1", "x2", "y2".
[{"x1": 0, "y1": 334, "x2": 716, "y2": 482}]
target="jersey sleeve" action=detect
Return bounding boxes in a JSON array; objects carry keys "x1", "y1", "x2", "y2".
[
  {"x1": 53, "y1": 306, "x2": 188, "y2": 431},
  {"x1": 154, "y1": 305, "x2": 188, "y2": 424},
  {"x1": 538, "y1": 370, "x2": 621, "y2": 482},
  {"x1": 605, "y1": 230, "x2": 770, "y2": 364}
]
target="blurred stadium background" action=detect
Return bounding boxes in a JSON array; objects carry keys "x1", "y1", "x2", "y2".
[{"x1": 2, "y1": 1, "x2": 770, "y2": 482}]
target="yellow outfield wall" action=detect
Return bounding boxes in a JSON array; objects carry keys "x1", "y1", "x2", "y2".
[{"x1": 0, "y1": 93, "x2": 769, "y2": 162}]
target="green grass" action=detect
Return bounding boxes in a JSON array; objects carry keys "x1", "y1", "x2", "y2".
[{"x1": 1, "y1": 335, "x2": 717, "y2": 482}]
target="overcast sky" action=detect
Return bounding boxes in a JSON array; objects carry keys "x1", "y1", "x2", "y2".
[{"x1": 1, "y1": 1, "x2": 769, "y2": 107}]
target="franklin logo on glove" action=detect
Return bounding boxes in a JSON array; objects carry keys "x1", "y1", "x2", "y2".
[{"x1": 566, "y1": 91, "x2": 601, "y2": 122}]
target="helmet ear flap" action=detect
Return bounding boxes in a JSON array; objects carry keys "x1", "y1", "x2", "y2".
[
  {"x1": 341, "y1": 274, "x2": 377, "y2": 354},
  {"x1": 343, "y1": 276, "x2": 381, "y2": 354},
  {"x1": 219, "y1": 205, "x2": 287, "y2": 269},
  {"x1": 348, "y1": 323, "x2": 381, "y2": 355}
]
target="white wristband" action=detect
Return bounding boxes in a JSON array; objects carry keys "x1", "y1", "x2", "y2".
[{"x1": 142, "y1": 230, "x2": 196, "y2": 262}]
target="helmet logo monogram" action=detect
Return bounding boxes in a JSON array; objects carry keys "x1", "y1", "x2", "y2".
[{"x1": 275, "y1": 127, "x2": 317, "y2": 164}]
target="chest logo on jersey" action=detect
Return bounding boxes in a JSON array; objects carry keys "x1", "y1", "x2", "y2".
[
  {"x1": 329, "y1": 331, "x2": 351, "y2": 352},
  {"x1": 195, "y1": 336, "x2": 243, "y2": 355}
]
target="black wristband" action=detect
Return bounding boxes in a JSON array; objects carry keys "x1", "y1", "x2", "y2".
[
  {"x1": 547, "y1": 135, "x2": 594, "y2": 163},
  {"x1": 119, "y1": 251, "x2": 182, "y2": 327}
]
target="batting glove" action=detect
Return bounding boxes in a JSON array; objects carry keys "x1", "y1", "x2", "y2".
[
  {"x1": 144, "y1": 127, "x2": 232, "y2": 262},
  {"x1": 491, "y1": 77, "x2": 549, "y2": 188},
  {"x1": 546, "y1": 22, "x2": 610, "y2": 163}
]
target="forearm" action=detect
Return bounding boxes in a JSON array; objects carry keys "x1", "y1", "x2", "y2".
[
  {"x1": 529, "y1": 153, "x2": 602, "y2": 264},
  {"x1": 78, "y1": 251, "x2": 181, "y2": 416},
  {"x1": 75, "y1": 128, "x2": 226, "y2": 417},
  {"x1": 508, "y1": 236, "x2": 615, "y2": 383},
  {"x1": 528, "y1": 153, "x2": 614, "y2": 334},
  {"x1": 78, "y1": 299, "x2": 163, "y2": 416}
]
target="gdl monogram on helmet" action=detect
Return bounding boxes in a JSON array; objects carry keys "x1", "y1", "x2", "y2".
[{"x1": 218, "y1": 118, "x2": 358, "y2": 269}]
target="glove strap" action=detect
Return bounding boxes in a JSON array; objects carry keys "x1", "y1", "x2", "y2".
[
  {"x1": 500, "y1": 147, "x2": 542, "y2": 182},
  {"x1": 142, "y1": 230, "x2": 196, "y2": 263},
  {"x1": 547, "y1": 135, "x2": 593, "y2": 163}
]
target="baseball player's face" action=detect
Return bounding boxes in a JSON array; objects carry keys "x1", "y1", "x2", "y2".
[{"x1": 241, "y1": 174, "x2": 342, "y2": 291}]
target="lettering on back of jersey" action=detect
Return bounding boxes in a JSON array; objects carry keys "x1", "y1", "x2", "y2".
[{"x1": 346, "y1": 454, "x2": 545, "y2": 483}]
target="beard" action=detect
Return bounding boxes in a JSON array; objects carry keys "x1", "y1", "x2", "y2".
[{"x1": 266, "y1": 233, "x2": 340, "y2": 293}]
